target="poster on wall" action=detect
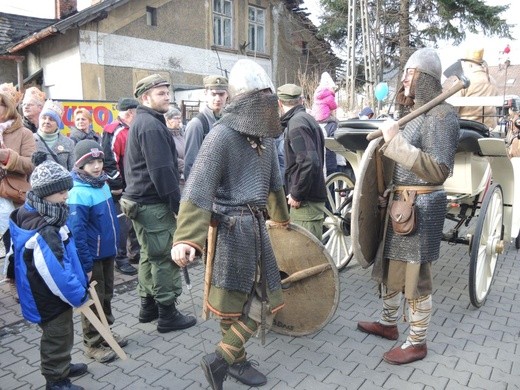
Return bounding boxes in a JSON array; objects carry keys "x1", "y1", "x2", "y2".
[{"x1": 58, "y1": 100, "x2": 118, "y2": 135}]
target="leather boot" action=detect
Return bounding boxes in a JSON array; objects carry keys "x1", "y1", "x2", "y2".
[
  {"x1": 139, "y1": 296, "x2": 158, "y2": 323},
  {"x1": 357, "y1": 321, "x2": 399, "y2": 340},
  {"x1": 383, "y1": 343, "x2": 427, "y2": 365},
  {"x1": 157, "y1": 303, "x2": 196, "y2": 333},
  {"x1": 201, "y1": 352, "x2": 229, "y2": 390},
  {"x1": 228, "y1": 359, "x2": 267, "y2": 386}
]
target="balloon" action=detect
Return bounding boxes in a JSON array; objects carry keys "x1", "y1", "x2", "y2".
[{"x1": 374, "y1": 82, "x2": 389, "y2": 101}]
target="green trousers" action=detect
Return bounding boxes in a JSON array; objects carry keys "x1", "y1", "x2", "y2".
[
  {"x1": 39, "y1": 308, "x2": 73, "y2": 382},
  {"x1": 81, "y1": 257, "x2": 115, "y2": 347},
  {"x1": 125, "y1": 201, "x2": 182, "y2": 305},
  {"x1": 290, "y1": 201, "x2": 326, "y2": 240}
]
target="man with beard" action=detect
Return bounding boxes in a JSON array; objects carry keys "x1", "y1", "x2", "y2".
[
  {"x1": 357, "y1": 48, "x2": 459, "y2": 364},
  {"x1": 171, "y1": 60, "x2": 290, "y2": 390},
  {"x1": 121, "y1": 74, "x2": 196, "y2": 333}
]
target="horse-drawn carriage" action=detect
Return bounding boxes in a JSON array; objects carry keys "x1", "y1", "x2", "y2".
[{"x1": 322, "y1": 118, "x2": 520, "y2": 308}]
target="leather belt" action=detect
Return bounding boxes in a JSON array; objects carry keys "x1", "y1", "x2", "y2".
[{"x1": 393, "y1": 185, "x2": 444, "y2": 195}]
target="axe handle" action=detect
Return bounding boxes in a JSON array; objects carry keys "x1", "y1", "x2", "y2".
[
  {"x1": 366, "y1": 78, "x2": 466, "y2": 141},
  {"x1": 202, "y1": 225, "x2": 217, "y2": 320},
  {"x1": 281, "y1": 263, "x2": 331, "y2": 286}
]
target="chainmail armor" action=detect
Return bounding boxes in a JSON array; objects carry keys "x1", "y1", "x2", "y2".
[
  {"x1": 218, "y1": 90, "x2": 282, "y2": 138},
  {"x1": 384, "y1": 72, "x2": 460, "y2": 263},
  {"x1": 182, "y1": 124, "x2": 284, "y2": 293}
]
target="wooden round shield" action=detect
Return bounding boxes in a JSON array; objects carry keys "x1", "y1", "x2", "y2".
[
  {"x1": 267, "y1": 222, "x2": 339, "y2": 336},
  {"x1": 351, "y1": 137, "x2": 394, "y2": 268}
]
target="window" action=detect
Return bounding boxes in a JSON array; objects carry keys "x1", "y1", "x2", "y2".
[
  {"x1": 213, "y1": 0, "x2": 233, "y2": 48},
  {"x1": 248, "y1": 6, "x2": 265, "y2": 53},
  {"x1": 146, "y1": 7, "x2": 157, "y2": 26}
]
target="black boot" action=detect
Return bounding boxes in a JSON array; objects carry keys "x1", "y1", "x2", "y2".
[
  {"x1": 139, "y1": 296, "x2": 158, "y2": 323},
  {"x1": 201, "y1": 352, "x2": 229, "y2": 390},
  {"x1": 228, "y1": 359, "x2": 267, "y2": 386},
  {"x1": 157, "y1": 302, "x2": 196, "y2": 333}
]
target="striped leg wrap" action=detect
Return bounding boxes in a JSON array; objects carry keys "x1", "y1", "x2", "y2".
[
  {"x1": 404, "y1": 294, "x2": 432, "y2": 347},
  {"x1": 380, "y1": 288, "x2": 402, "y2": 325},
  {"x1": 217, "y1": 317, "x2": 258, "y2": 365}
]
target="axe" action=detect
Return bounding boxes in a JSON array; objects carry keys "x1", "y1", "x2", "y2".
[{"x1": 367, "y1": 60, "x2": 470, "y2": 141}]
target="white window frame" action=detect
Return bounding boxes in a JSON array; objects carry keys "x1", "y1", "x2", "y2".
[
  {"x1": 213, "y1": 0, "x2": 233, "y2": 48},
  {"x1": 248, "y1": 5, "x2": 265, "y2": 53}
]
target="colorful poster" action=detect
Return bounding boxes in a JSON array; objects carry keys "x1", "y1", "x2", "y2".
[{"x1": 58, "y1": 100, "x2": 118, "y2": 135}]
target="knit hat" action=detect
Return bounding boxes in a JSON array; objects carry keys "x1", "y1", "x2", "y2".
[
  {"x1": 22, "y1": 86, "x2": 46, "y2": 106},
  {"x1": 30, "y1": 160, "x2": 73, "y2": 198},
  {"x1": 117, "y1": 97, "x2": 139, "y2": 111},
  {"x1": 74, "y1": 139, "x2": 104, "y2": 168},
  {"x1": 134, "y1": 74, "x2": 170, "y2": 98},
  {"x1": 39, "y1": 100, "x2": 64, "y2": 129},
  {"x1": 0, "y1": 83, "x2": 22, "y2": 106}
]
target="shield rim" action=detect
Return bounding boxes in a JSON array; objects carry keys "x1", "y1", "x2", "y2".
[
  {"x1": 351, "y1": 137, "x2": 385, "y2": 268},
  {"x1": 267, "y1": 222, "x2": 340, "y2": 336}
]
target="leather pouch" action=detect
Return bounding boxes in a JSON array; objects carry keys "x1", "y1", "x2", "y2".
[{"x1": 389, "y1": 190, "x2": 417, "y2": 236}]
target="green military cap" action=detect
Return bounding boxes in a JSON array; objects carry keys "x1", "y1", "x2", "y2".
[
  {"x1": 277, "y1": 83, "x2": 302, "y2": 101},
  {"x1": 134, "y1": 74, "x2": 170, "y2": 98},
  {"x1": 203, "y1": 75, "x2": 228, "y2": 91}
]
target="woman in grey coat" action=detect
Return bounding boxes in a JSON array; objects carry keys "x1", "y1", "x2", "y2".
[{"x1": 34, "y1": 100, "x2": 75, "y2": 171}]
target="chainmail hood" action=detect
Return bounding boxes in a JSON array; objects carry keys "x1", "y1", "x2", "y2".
[
  {"x1": 411, "y1": 72, "x2": 443, "y2": 109},
  {"x1": 218, "y1": 90, "x2": 282, "y2": 138}
]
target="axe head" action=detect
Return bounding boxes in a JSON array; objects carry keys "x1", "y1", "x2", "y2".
[{"x1": 443, "y1": 60, "x2": 470, "y2": 88}]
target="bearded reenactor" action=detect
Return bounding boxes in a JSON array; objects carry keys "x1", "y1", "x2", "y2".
[
  {"x1": 121, "y1": 74, "x2": 196, "y2": 333},
  {"x1": 357, "y1": 48, "x2": 460, "y2": 364},
  {"x1": 171, "y1": 59, "x2": 290, "y2": 389}
]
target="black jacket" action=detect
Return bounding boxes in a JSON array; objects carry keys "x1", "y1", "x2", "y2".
[
  {"x1": 123, "y1": 105, "x2": 181, "y2": 213},
  {"x1": 282, "y1": 105, "x2": 326, "y2": 202}
]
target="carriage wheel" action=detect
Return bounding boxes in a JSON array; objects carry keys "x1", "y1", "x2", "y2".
[
  {"x1": 515, "y1": 229, "x2": 520, "y2": 250},
  {"x1": 322, "y1": 172, "x2": 355, "y2": 270},
  {"x1": 469, "y1": 183, "x2": 503, "y2": 308}
]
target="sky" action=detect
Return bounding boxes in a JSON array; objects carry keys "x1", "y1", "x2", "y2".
[{"x1": 302, "y1": 0, "x2": 520, "y2": 68}]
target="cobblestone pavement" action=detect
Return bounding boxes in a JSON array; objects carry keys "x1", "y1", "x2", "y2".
[{"x1": 1, "y1": 236, "x2": 519, "y2": 389}]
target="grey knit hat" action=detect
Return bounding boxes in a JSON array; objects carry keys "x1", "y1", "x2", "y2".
[
  {"x1": 74, "y1": 139, "x2": 104, "y2": 168},
  {"x1": 30, "y1": 160, "x2": 73, "y2": 198}
]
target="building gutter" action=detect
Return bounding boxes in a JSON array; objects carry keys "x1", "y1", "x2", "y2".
[{"x1": 8, "y1": 26, "x2": 58, "y2": 53}]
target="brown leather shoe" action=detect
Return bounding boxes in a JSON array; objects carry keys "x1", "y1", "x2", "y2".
[
  {"x1": 357, "y1": 321, "x2": 398, "y2": 340},
  {"x1": 383, "y1": 343, "x2": 427, "y2": 365}
]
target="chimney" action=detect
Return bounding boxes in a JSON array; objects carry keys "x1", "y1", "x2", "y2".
[{"x1": 56, "y1": 0, "x2": 78, "y2": 19}]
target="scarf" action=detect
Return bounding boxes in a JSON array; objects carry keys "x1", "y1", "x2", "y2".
[
  {"x1": 37, "y1": 129, "x2": 59, "y2": 148},
  {"x1": 73, "y1": 167, "x2": 108, "y2": 188},
  {"x1": 26, "y1": 191, "x2": 70, "y2": 227},
  {"x1": 0, "y1": 119, "x2": 14, "y2": 145}
]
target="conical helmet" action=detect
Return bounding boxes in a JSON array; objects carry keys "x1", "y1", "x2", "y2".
[{"x1": 228, "y1": 59, "x2": 275, "y2": 98}]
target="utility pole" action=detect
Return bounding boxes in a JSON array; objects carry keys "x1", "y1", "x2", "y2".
[{"x1": 345, "y1": 0, "x2": 376, "y2": 111}]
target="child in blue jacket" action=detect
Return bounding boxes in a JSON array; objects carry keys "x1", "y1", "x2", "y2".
[
  {"x1": 10, "y1": 159, "x2": 88, "y2": 390},
  {"x1": 67, "y1": 140, "x2": 125, "y2": 364}
]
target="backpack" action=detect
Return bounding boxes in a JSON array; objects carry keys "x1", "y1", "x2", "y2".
[{"x1": 195, "y1": 112, "x2": 211, "y2": 138}]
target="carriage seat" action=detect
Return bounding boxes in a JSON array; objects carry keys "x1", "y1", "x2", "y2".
[
  {"x1": 457, "y1": 119, "x2": 490, "y2": 155},
  {"x1": 335, "y1": 119, "x2": 383, "y2": 152},
  {"x1": 335, "y1": 118, "x2": 490, "y2": 155}
]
